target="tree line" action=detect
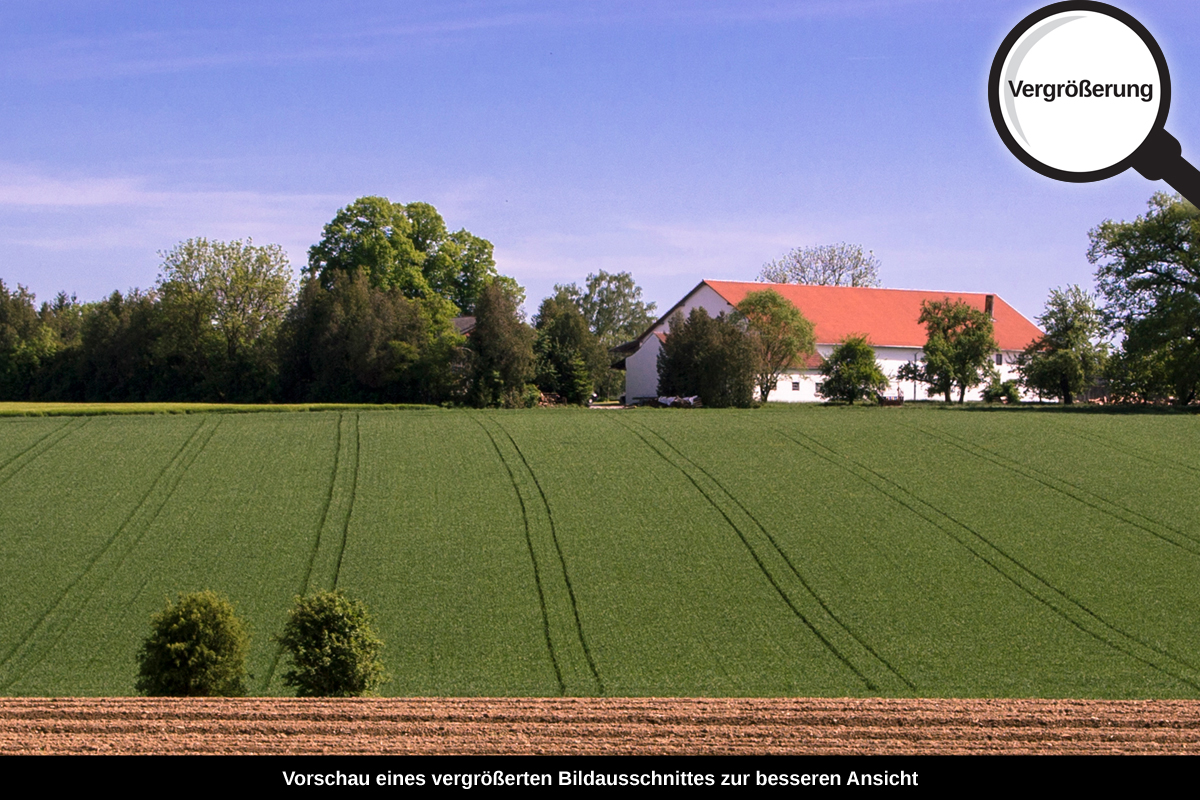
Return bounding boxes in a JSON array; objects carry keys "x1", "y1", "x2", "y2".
[
  {"x1": 0, "y1": 196, "x2": 657, "y2": 406},
  {"x1": 5, "y1": 193, "x2": 1185, "y2": 408}
]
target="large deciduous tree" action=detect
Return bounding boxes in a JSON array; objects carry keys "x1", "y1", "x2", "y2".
[
  {"x1": 307, "y1": 197, "x2": 427, "y2": 296},
  {"x1": 898, "y1": 298, "x2": 998, "y2": 403},
  {"x1": 733, "y1": 289, "x2": 815, "y2": 403},
  {"x1": 1089, "y1": 192, "x2": 1200, "y2": 405},
  {"x1": 1017, "y1": 285, "x2": 1108, "y2": 404},
  {"x1": 759, "y1": 243, "x2": 882, "y2": 287},
  {"x1": 278, "y1": 271, "x2": 463, "y2": 404},
  {"x1": 307, "y1": 197, "x2": 500, "y2": 316},
  {"x1": 555, "y1": 270, "x2": 657, "y2": 347},
  {"x1": 0, "y1": 281, "x2": 52, "y2": 400},
  {"x1": 656, "y1": 308, "x2": 755, "y2": 408},
  {"x1": 157, "y1": 237, "x2": 296, "y2": 400}
]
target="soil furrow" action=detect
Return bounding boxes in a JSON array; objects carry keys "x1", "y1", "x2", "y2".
[{"x1": 5, "y1": 697, "x2": 1200, "y2": 754}]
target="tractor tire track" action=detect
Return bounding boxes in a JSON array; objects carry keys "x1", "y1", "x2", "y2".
[
  {"x1": 774, "y1": 425, "x2": 1200, "y2": 692},
  {"x1": 624, "y1": 418, "x2": 914, "y2": 691},
  {"x1": 475, "y1": 414, "x2": 602, "y2": 696},
  {"x1": 0, "y1": 416, "x2": 208, "y2": 672},
  {"x1": 0, "y1": 418, "x2": 86, "y2": 490},
  {"x1": 297, "y1": 412, "x2": 344, "y2": 598},
  {"x1": 1060, "y1": 423, "x2": 1200, "y2": 477},
  {"x1": 0, "y1": 416, "x2": 221, "y2": 691},
  {"x1": 610, "y1": 417, "x2": 886, "y2": 693},
  {"x1": 293, "y1": 413, "x2": 362, "y2": 596},
  {"x1": 266, "y1": 412, "x2": 346, "y2": 692},
  {"x1": 472, "y1": 415, "x2": 565, "y2": 696},
  {"x1": 490, "y1": 416, "x2": 603, "y2": 696},
  {"x1": 912, "y1": 423, "x2": 1200, "y2": 556},
  {"x1": 332, "y1": 413, "x2": 361, "y2": 589}
]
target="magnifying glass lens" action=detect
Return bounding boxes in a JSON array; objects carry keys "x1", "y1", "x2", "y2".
[{"x1": 993, "y1": 7, "x2": 1166, "y2": 179}]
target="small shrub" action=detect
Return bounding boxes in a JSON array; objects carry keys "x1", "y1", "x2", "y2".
[
  {"x1": 136, "y1": 590, "x2": 250, "y2": 696},
  {"x1": 817, "y1": 335, "x2": 888, "y2": 404},
  {"x1": 982, "y1": 375, "x2": 1021, "y2": 404},
  {"x1": 277, "y1": 590, "x2": 387, "y2": 697}
]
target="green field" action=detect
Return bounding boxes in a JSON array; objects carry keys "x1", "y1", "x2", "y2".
[{"x1": 1, "y1": 405, "x2": 1198, "y2": 698}]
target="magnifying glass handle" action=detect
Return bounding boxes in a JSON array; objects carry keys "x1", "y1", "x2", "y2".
[{"x1": 1132, "y1": 128, "x2": 1200, "y2": 207}]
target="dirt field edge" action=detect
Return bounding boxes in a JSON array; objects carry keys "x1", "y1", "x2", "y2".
[{"x1": 4, "y1": 697, "x2": 1200, "y2": 755}]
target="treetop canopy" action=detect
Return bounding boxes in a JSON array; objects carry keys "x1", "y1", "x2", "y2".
[{"x1": 306, "y1": 196, "x2": 499, "y2": 316}]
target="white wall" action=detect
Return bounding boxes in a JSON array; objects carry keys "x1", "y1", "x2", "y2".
[
  {"x1": 764, "y1": 347, "x2": 1029, "y2": 403},
  {"x1": 664, "y1": 284, "x2": 735, "y2": 330},
  {"x1": 625, "y1": 335, "x2": 662, "y2": 402}
]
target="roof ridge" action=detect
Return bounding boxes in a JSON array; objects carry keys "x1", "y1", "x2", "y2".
[{"x1": 702, "y1": 279, "x2": 1015, "y2": 302}]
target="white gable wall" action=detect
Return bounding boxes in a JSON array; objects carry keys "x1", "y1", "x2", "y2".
[
  {"x1": 623, "y1": 283, "x2": 737, "y2": 402},
  {"x1": 665, "y1": 283, "x2": 736, "y2": 329}
]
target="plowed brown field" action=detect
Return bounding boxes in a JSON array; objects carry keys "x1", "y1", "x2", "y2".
[{"x1": 4, "y1": 698, "x2": 1200, "y2": 754}]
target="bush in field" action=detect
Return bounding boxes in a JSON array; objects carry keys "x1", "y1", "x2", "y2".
[
  {"x1": 135, "y1": 591, "x2": 250, "y2": 696},
  {"x1": 277, "y1": 590, "x2": 387, "y2": 697},
  {"x1": 982, "y1": 374, "x2": 1021, "y2": 404}
]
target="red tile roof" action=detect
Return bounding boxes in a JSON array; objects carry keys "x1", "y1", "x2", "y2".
[
  {"x1": 703, "y1": 281, "x2": 1043, "y2": 351},
  {"x1": 798, "y1": 351, "x2": 824, "y2": 369}
]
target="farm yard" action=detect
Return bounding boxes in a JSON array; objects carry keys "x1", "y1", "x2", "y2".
[{"x1": 1, "y1": 405, "x2": 1199, "y2": 700}]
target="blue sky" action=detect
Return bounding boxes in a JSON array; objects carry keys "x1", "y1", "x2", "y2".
[{"x1": 3, "y1": 0, "x2": 1199, "y2": 321}]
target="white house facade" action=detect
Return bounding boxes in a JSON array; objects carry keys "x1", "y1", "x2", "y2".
[{"x1": 612, "y1": 280, "x2": 1044, "y2": 403}]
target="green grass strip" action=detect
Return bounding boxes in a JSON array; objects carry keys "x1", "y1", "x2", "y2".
[{"x1": 0, "y1": 402, "x2": 438, "y2": 417}]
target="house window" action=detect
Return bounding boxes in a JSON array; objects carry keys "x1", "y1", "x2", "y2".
[
  {"x1": 792, "y1": 381, "x2": 800, "y2": 391},
  {"x1": 995, "y1": 353, "x2": 1003, "y2": 365}
]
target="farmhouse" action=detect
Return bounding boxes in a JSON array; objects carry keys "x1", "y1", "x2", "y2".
[{"x1": 612, "y1": 280, "x2": 1044, "y2": 403}]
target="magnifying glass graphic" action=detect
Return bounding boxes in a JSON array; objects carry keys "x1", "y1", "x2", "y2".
[{"x1": 990, "y1": 1, "x2": 1200, "y2": 204}]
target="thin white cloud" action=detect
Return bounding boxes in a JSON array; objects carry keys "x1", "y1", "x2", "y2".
[
  {"x1": 0, "y1": 165, "x2": 349, "y2": 286},
  {"x1": 0, "y1": 162, "x2": 342, "y2": 209},
  {"x1": 2, "y1": 10, "x2": 562, "y2": 81},
  {"x1": 0, "y1": 168, "x2": 149, "y2": 207},
  {"x1": 3, "y1": 0, "x2": 952, "y2": 81}
]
